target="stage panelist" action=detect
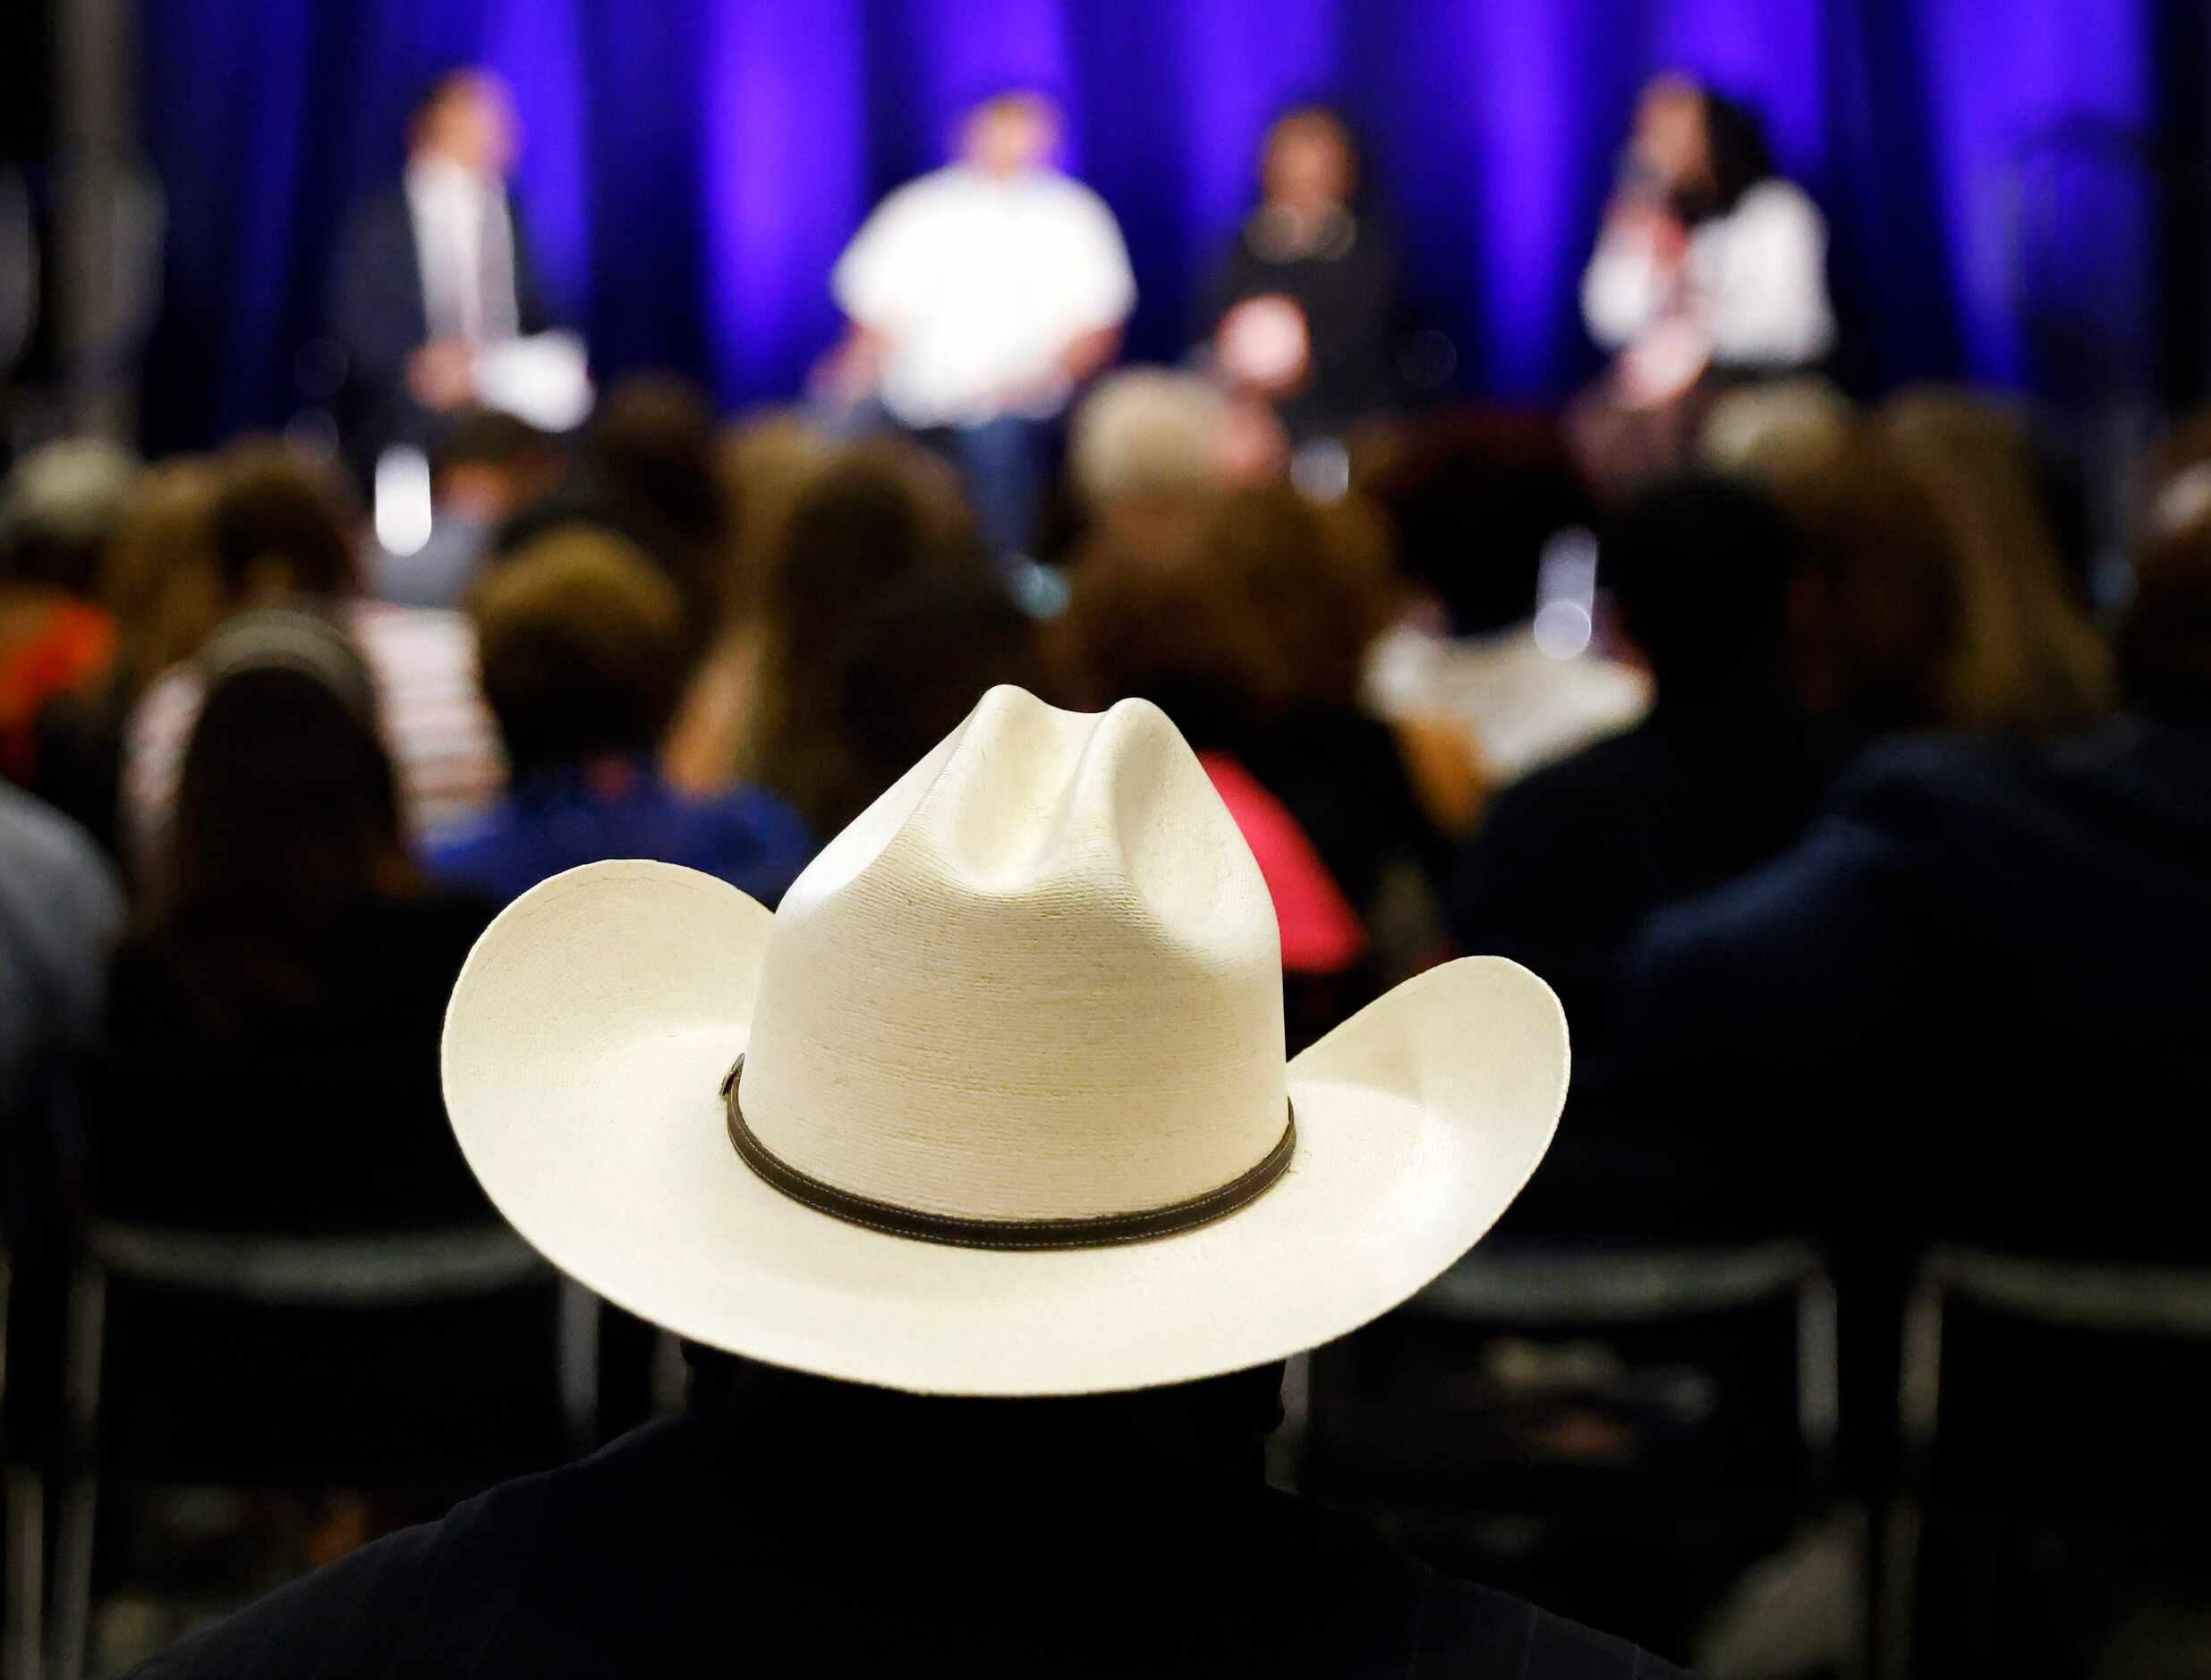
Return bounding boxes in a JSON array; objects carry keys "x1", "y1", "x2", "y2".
[{"x1": 822, "y1": 89, "x2": 1135, "y2": 558}]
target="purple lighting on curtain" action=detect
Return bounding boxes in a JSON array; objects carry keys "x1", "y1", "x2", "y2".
[
  {"x1": 486, "y1": 0, "x2": 591, "y2": 314},
  {"x1": 701, "y1": 0, "x2": 868, "y2": 402},
  {"x1": 133, "y1": 0, "x2": 2178, "y2": 453}
]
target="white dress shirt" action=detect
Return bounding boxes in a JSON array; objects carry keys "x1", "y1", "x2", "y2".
[
  {"x1": 405, "y1": 155, "x2": 518, "y2": 344},
  {"x1": 833, "y1": 164, "x2": 1136, "y2": 428},
  {"x1": 1582, "y1": 178, "x2": 1835, "y2": 370}
]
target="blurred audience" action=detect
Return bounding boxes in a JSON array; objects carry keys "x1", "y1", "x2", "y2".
[
  {"x1": 662, "y1": 412, "x2": 840, "y2": 794},
  {"x1": 0, "y1": 438, "x2": 136, "y2": 785},
  {"x1": 0, "y1": 783, "x2": 121, "y2": 1472},
  {"x1": 1878, "y1": 390, "x2": 2113, "y2": 735},
  {"x1": 1360, "y1": 414, "x2": 1650, "y2": 783},
  {"x1": 425, "y1": 528, "x2": 814, "y2": 908},
  {"x1": 1059, "y1": 485, "x2": 1460, "y2": 1037},
  {"x1": 1205, "y1": 106, "x2": 1402, "y2": 445},
  {"x1": 1592, "y1": 454, "x2": 2209, "y2": 1256},
  {"x1": 822, "y1": 89, "x2": 1135, "y2": 556},
  {"x1": 372, "y1": 408, "x2": 560, "y2": 609},
  {"x1": 744, "y1": 440, "x2": 994, "y2": 836},
  {"x1": 121, "y1": 441, "x2": 503, "y2": 875},
  {"x1": 1451, "y1": 472, "x2": 1831, "y2": 1047},
  {"x1": 29, "y1": 461, "x2": 225, "y2": 860},
  {"x1": 97, "y1": 611, "x2": 494, "y2": 1233}
]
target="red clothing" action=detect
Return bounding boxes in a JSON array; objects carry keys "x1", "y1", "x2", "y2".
[
  {"x1": 1198, "y1": 751, "x2": 1366, "y2": 976},
  {"x1": 0, "y1": 598, "x2": 115, "y2": 785}
]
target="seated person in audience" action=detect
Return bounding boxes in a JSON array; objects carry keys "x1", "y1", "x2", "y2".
[
  {"x1": 0, "y1": 439, "x2": 137, "y2": 788},
  {"x1": 1358, "y1": 414, "x2": 1651, "y2": 785},
  {"x1": 97, "y1": 611, "x2": 496, "y2": 1234},
  {"x1": 122, "y1": 441, "x2": 504, "y2": 877},
  {"x1": 1451, "y1": 473, "x2": 1836, "y2": 1054},
  {"x1": 1057, "y1": 487, "x2": 1459, "y2": 1038},
  {"x1": 744, "y1": 440, "x2": 994, "y2": 836},
  {"x1": 661, "y1": 412, "x2": 841, "y2": 795},
  {"x1": 30, "y1": 461, "x2": 227, "y2": 862},
  {"x1": 424, "y1": 527, "x2": 814, "y2": 908},
  {"x1": 1878, "y1": 390, "x2": 2113, "y2": 737},
  {"x1": 372, "y1": 408, "x2": 560, "y2": 610},
  {"x1": 0, "y1": 785, "x2": 122, "y2": 1466},
  {"x1": 1590, "y1": 467, "x2": 2211, "y2": 1258},
  {"x1": 133, "y1": 683, "x2": 1676, "y2": 1680}
]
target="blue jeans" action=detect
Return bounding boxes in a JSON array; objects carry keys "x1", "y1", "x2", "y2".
[{"x1": 950, "y1": 414, "x2": 1045, "y2": 560}]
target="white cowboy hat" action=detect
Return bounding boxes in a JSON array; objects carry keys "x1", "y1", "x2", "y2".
[{"x1": 442, "y1": 685, "x2": 1567, "y2": 1396}]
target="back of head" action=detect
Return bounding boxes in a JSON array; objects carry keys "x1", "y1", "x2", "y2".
[
  {"x1": 1356, "y1": 413, "x2": 1592, "y2": 636},
  {"x1": 716, "y1": 412, "x2": 839, "y2": 625},
  {"x1": 1060, "y1": 484, "x2": 1393, "y2": 736},
  {"x1": 471, "y1": 528, "x2": 687, "y2": 777},
  {"x1": 99, "y1": 460, "x2": 227, "y2": 696},
  {"x1": 208, "y1": 440, "x2": 359, "y2": 605},
  {"x1": 0, "y1": 438, "x2": 142, "y2": 594},
  {"x1": 1067, "y1": 369, "x2": 1234, "y2": 511},
  {"x1": 432, "y1": 409, "x2": 561, "y2": 502},
  {"x1": 1698, "y1": 89, "x2": 1776, "y2": 217},
  {"x1": 1753, "y1": 420, "x2": 1962, "y2": 734},
  {"x1": 164, "y1": 612, "x2": 404, "y2": 957},
  {"x1": 1604, "y1": 472, "x2": 1800, "y2": 701},
  {"x1": 749, "y1": 440, "x2": 991, "y2": 828},
  {"x1": 1878, "y1": 389, "x2": 2112, "y2": 734}
]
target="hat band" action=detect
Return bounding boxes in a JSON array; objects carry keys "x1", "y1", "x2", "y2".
[{"x1": 721, "y1": 1056, "x2": 1295, "y2": 1252}]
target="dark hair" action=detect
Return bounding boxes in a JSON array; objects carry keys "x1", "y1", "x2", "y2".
[
  {"x1": 1699, "y1": 89, "x2": 1776, "y2": 218},
  {"x1": 431, "y1": 409, "x2": 558, "y2": 481},
  {"x1": 208, "y1": 441, "x2": 358, "y2": 602},
  {"x1": 2124, "y1": 513, "x2": 2211, "y2": 717},
  {"x1": 1356, "y1": 414, "x2": 1594, "y2": 636},
  {"x1": 1604, "y1": 473, "x2": 1800, "y2": 698},
  {"x1": 156, "y1": 620, "x2": 410, "y2": 1029},
  {"x1": 410, "y1": 64, "x2": 483, "y2": 131},
  {"x1": 838, "y1": 572, "x2": 1042, "y2": 794},
  {"x1": 748, "y1": 441, "x2": 990, "y2": 833},
  {"x1": 471, "y1": 528, "x2": 688, "y2": 775}
]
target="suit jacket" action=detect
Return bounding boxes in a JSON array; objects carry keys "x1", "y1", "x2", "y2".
[
  {"x1": 131, "y1": 1381, "x2": 1684, "y2": 1678},
  {"x1": 327, "y1": 182, "x2": 556, "y2": 465}
]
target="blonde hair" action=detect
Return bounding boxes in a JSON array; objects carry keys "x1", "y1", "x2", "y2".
[{"x1": 1878, "y1": 389, "x2": 2113, "y2": 734}]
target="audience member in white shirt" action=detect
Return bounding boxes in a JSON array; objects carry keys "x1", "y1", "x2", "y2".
[
  {"x1": 1581, "y1": 76, "x2": 1835, "y2": 408},
  {"x1": 821, "y1": 90, "x2": 1136, "y2": 556}
]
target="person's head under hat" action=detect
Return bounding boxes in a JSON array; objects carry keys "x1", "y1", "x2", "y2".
[{"x1": 139, "y1": 684, "x2": 1680, "y2": 1679}]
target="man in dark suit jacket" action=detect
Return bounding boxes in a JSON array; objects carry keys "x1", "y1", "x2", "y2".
[{"x1": 329, "y1": 68, "x2": 557, "y2": 473}]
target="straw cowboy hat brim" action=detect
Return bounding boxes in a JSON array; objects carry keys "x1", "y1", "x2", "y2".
[{"x1": 443, "y1": 859, "x2": 1568, "y2": 1397}]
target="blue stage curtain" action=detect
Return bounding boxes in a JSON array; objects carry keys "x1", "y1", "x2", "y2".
[{"x1": 136, "y1": 0, "x2": 2165, "y2": 453}]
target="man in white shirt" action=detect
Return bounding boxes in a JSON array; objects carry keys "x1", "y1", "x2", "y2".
[
  {"x1": 823, "y1": 90, "x2": 1136, "y2": 557},
  {"x1": 330, "y1": 69, "x2": 564, "y2": 474}
]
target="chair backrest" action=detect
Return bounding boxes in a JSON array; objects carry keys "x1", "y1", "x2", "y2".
[
  {"x1": 72, "y1": 1222, "x2": 593, "y2": 1490},
  {"x1": 1901, "y1": 1243, "x2": 2211, "y2": 1504},
  {"x1": 1305, "y1": 1238, "x2": 1839, "y2": 1500}
]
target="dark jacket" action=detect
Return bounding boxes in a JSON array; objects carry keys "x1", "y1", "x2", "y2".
[
  {"x1": 1596, "y1": 714, "x2": 2211, "y2": 1255},
  {"x1": 1451, "y1": 696, "x2": 1837, "y2": 1052},
  {"x1": 94, "y1": 888, "x2": 497, "y2": 1235},
  {"x1": 132, "y1": 1375, "x2": 1683, "y2": 1678},
  {"x1": 327, "y1": 182, "x2": 556, "y2": 466}
]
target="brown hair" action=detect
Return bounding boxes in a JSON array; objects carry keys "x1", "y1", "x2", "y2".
[
  {"x1": 1059, "y1": 485, "x2": 1395, "y2": 734},
  {"x1": 471, "y1": 528, "x2": 688, "y2": 776},
  {"x1": 1878, "y1": 391, "x2": 2112, "y2": 734},
  {"x1": 208, "y1": 440, "x2": 360, "y2": 603},
  {"x1": 1756, "y1": 420, "x2": 1963, "y2": 734},
  {"x1": 98, "y1": 459, "x2": 229, "y2": 700}
]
